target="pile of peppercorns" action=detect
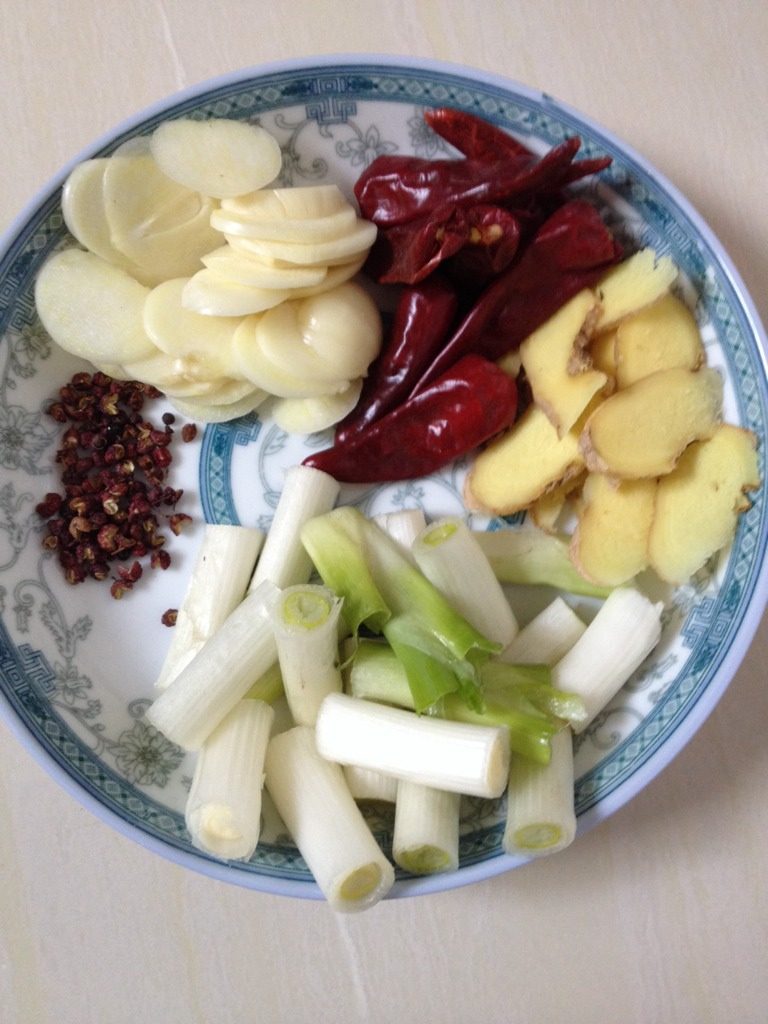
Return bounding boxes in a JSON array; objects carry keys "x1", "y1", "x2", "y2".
[{"x1": 36, "y1": 371, "x2": 197, "y2": 598}]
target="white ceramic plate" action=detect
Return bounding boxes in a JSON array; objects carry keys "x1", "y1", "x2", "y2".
[{"x1": 1, "y1": 56, "x2": 766, "y2": 900}]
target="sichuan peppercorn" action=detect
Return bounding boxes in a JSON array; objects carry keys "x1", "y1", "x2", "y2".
[{"x1": 35, "y1": 372, "x2": 192, "y2": 599}]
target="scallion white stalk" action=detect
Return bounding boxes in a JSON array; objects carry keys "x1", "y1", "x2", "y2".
[
  {"x1": 249, "y1": 465, "x2": 339, "y2": 591},
  {"x1": 413, "y1": 518, "x2": 518, "y2": 648},
  {"x1": 501, "y1": 597, "x2": 586, "y2": 666},
  {"x1": 315, "y1": 693, "x2": 510, "y2": 798},
  {"x1": 156, "y1": 524, "x2": 265, "y2": 690},
  {"x1": 343, "y1": 765, "x2": 399, "y2": 804},
  {"x1": 373, "y1": 509, "x2": 427, "y2": 562},
  {"x1": 146, "y1": 581, "x2": 279, "y2": 751},
  {"x1": 185, "y1": 698, "x2": 274, "y2": 861},
  {"x1": 265, "y1": 726, "x2": 395, "y2": 912},
  {"x1": 267, "y1": 692, "x2": 296, "y2": 739},
  {"x1": 392, "y1": 780, "x2": 460, "y2": 875},
  {"x1": 552, "y1": 587, "x2": 663, "y2": 732},
  {"x1": 503, "y1": 727, "x2": 576, "y2": 857},
  {"x1": 270, "y1": 584, "x2": 343, "y2": 726}
]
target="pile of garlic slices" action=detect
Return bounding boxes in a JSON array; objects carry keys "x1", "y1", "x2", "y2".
[{"x1": 35, "y1": 117, "x2": 382, "y2": 431}]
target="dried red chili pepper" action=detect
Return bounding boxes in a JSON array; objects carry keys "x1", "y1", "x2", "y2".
[
  {"x1": 365, "y1": 203, "x2": 470, "y2": 284},
  {"x1": 355, "y1": 137, "x2": 599, "y2": 228},
  {"x1": 424, "y1": 107, "x2": 534, "y2": 162},
  {"x1": 428, "y1": 107, "x2": 614, "y2": 191},
  {"x1": 545, "y1": 155, "x2": 613, "y2": 189},
  {"x1": 335, "y1": 275, "x2": 459, "y2": 443},
  {"x1": 304, "y1": 354, "x2": 517, "y2": 484},
  {"x1": 441, "y1": 204, "x2": 522, "y2": 288},
  {"x1": 470, "y1": 200, "x2": 622, "y2": 362},
  {"x1": 355, "y1": 146, "x2": 553, "y2": 228},
  {"x1": 366, "y1": 202, "x2": 522, "y2": 287},
  {"x1": 409, "y1": 200, "x2": 621, "y2": 394}
]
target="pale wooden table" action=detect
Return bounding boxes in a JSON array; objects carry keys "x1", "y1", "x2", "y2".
[{"x1": 1, "y1": 3, "x2": 766, "y2": 1022}]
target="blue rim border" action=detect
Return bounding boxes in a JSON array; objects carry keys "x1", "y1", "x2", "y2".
[{"x1": 1, "y1": 54, "x2": 767, "y2": 901}]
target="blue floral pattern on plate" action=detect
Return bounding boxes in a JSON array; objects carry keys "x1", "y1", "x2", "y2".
[{"x1": 0, "y1": 59, "x2": 766, "y2": 899}]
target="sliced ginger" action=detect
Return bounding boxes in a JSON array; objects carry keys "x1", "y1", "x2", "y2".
[
  {"x1": 648, "y1": 424, "x2": 759, "y2": 583},
  {"x1": 590, "y1": 327, "x2": 619, "y2": 379},
  {"x1": 530, "y1": 471, "x2": 586, "y2": 533},
  {"x1": 465, "y1": 404, "x2": 584, "y2": 516},
  {"x1": 580, "y1": 366, "x2": 723, "y2": 479},
  {"x1": 570, "y1": 473, "x2": 657, "y2": 586},
  {"x1": 464, "y1": 243, "x2": 759, "y2": 592},
  {"x1": 519, "y1": 289, "x2": 607, "y2": 435},
  {"x1": 615, "y1": 292, "x2": 704, "y2": 388},
  {"x1": 594, "y1": 248, "x2": 678, "y2": 332}
]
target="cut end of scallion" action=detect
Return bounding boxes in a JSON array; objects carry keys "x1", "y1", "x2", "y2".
[
  {"x1": 337, "y1": 862, "x2": 386, "y2": 904},
  {"x1": 397, "y1": 845, "x2": 455, "y2": 875},
  {"x1": 512, "y1": 823, "x2": 564, "y2": 851},
  {"x1": 503, "y1": 728, "x2": 576, "y2": 858},
  {"x1": 281, "y1": 588, "x2": 335, "y2": 630},
  {"x1": 188, "y1": 804, "x2": 256, "y2": 861},
  {"x1": 420, "y1": 520, "x2": 459, "y2": 547}
]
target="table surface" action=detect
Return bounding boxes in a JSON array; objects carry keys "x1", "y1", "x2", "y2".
[{"x1": 1, "y1": 3, "x2": 767, "y2": 1022}]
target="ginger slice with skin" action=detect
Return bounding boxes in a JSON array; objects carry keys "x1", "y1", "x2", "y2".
[
  {"x1": 519, "y1": 288, "x2": 607, "y2": 436},
  {"x1": 465, "y1": 404, "x2": 584, "y2": 516},
  {"x1": 648, "y1": 424, "x2": 760, "y2": 584},
  {"x1": 580, "y1": 366, "x2": 723, "y2": 479},
  {"x1": 530, "y1": 470, "x2": 587, "y2": 534},
  {"x1": 593, "y1": 248, "x2": 678, "y2": 332},
  {"x1": 570, "y1": 473, "x2": 657, "y2": 586},
  {"x1": 614, "y1": 292, "x2": 705, "y2": 389}
]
